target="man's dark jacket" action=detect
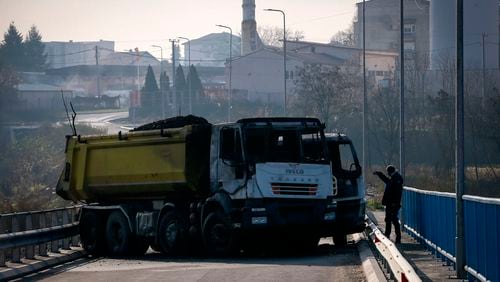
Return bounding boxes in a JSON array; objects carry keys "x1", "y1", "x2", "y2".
[{"x1": 376, "y1": 171, "x2": 403, "y2": 206}]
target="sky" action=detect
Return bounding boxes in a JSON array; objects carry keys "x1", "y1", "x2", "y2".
[{"x1": 0, "y1": 0, "x2": 358, "y2": 58}]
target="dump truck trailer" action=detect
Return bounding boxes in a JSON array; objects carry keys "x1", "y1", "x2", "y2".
[{"x1": 57, "y1": 116, "x2": 356, "y2": 256}]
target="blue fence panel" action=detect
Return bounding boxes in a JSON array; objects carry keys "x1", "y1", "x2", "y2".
[
  {"x1": 463, "y1": 195, "x2": 500, "y2": 282},
  {"x1": 404, "y1": 188, "x2": 500, "y2": 281},
  {"x1": 402, "y1": 187, "x2": 456, "y2": 258}
]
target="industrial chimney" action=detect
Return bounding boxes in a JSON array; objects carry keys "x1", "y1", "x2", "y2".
[{"x1": 241, "y1": 0, "x2": 261, "y2": 55}]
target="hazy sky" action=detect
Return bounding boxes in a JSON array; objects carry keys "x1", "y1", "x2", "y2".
[{"x1": 0, "y1": 0, "x2": 358, "y2": 57}]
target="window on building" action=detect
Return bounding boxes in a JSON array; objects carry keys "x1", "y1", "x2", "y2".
[
  {"x1": 404, "y1": 23, "x2": 416, "y2": 34},
  {"x1": 375, "y1": 70, "x2": 384, "y2": 76},
  {"x1": 404, "y1": 42, "x2": 415, "y2": 51}
]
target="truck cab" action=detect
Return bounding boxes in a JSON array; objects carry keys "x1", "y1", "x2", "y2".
[
  {"x1": 325, "y1": 133, "x2": 366, "y2": 245},
  {"x1": 205, "y1": 118, "x2": 335, "y2": 250}
]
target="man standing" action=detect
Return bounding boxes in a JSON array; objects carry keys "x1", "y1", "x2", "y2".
[{"x1": 374, "y1": 165, "x2": 403, "y2": 243}]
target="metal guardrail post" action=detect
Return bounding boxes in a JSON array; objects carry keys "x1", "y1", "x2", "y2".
[
  {"x1": 0, "y1": 214, "x2": 5, "y2": 267},
  {"x1": 50, "y1": 212, "x2": 60, "y2": 253},
  {"x1": 39, "y1": 213, "x2": 48, "y2": 256},
  {"x1": 25, "y1": 213, "x2": 35, "y2": 259},
  {"x1": 62, "y1": 210, "x2": 71, "y2": 250},
  {"x1": 71, "y1": 208, "x2": 80, "y2": 247},
  {"x1": 11, "y1": 215, "x2": 21, "y2": 263}
]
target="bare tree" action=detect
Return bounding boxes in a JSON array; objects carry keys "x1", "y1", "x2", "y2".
[
  {"x1": 292, "y1": 64, "x2": 359, "y2": 131},
  {"x1": 257, "y1": 25, "x2": 305, "y2": 47},
  {"x1": 330, "y1": 24, "x2": 355, "y2": 47}
]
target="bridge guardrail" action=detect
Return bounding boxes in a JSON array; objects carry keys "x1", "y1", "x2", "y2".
[
  {"x1": 402, "y1": 187, "x2": 500, "y2": 282},
  {"x1": 365, "y1": 214, "x2": 421, "y2": 282},
  {"x1": 0, "y1": 206, "x2": 81, "y2": 267}
]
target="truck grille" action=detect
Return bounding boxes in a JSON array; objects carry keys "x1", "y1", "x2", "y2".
[{"x1": 271, "y1": 183, "x2": 318, "y2": 196}]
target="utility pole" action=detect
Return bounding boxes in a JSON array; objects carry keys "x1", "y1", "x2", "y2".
[
  {"x1": 216, "y1": 25, "x2": 233, "y2": 122},
  {"x1": 455, "y1": 0, "x2": 466, "y2": 278},
  {"x1": 178, "y1": 37, "x2": 191, "y2": 114},
  {"x1": 481, "y1": 32, "x2": 487, "y2": 106},
  {"x1": 95, "y1": 46, "x2": 101, "y2": 98},
  {"x1": 152, "y1": 45, "x2": 164, "y2": 119},
  {"x1": 400, "y1": 0, "x2": 405, "y2": 179},
  {"x1": 170, "y1": 39, "x2": 179, "y2": 115},
  {"x1": 362, "y1": 0, "x2": 367, "y2": 178},
  {"x1": 263, "y1": 8, "x2": 287, "y2": 116}
]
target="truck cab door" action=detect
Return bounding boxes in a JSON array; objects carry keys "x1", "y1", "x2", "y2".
[{"x1": 216, "y1": 126, "x2": 246, "y2": 195}]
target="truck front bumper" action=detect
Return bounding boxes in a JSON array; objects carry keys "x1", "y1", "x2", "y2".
[{"x1": 234, "y1": 197, "x2": 365, "y2": 236}]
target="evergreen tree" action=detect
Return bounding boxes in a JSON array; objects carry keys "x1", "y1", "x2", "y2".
[
  {"x1": 174, "y1": 64, "x2": 186, "y2": 113},
  {"x1": 141, "y1": 65, "x2": 159, "y2": 115},
  {"x1": 186, "y1": 65, "x2": 204, "y2": 109},
  {"x1": 0, "y1": 23, "x2": 24, "y2": 69},
  {"x1": 24, "y1": 25, "x2": 46, "y2": 71},
  {"x1": 159, "y1": 71, "x2": 170, "y2": 116},
  {"x1": 160, "y1": 71, "x2": 170, "y2": 101}
]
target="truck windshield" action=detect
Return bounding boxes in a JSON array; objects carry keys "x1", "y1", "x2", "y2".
[{"x1": 243, "y1": 127, "x2": 327, "y2": 164}]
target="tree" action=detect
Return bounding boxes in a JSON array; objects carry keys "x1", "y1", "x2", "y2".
[
  {"x1": 24, "y1": 25, "x2": 46, "y2": 71},
  {"x1": 141, "y1": 65, "x2": 159, "y2": 115},
  {"x1": 174, "y1": 64, "x2": 186, "y2": 113},
  {"x1": 330, "y1": 24, "x2": 355, "y2": 47},
  {"x1": 367, "y1": 85, "x2": 400, "y2": 165},
  {"x1": 186, "y1": 65, "x2": 204, "y2": 110},
  {"x1": 159, "y1": 71, "x2": 170, "y2": 116},
  {"x1": 257, "y1": 26, "x2": 305, "y2": 47},
  {"x1": 0, "y1": 63, "x2": 20, "y2": 121},
  {"x1": 293, "y1": 64, "x2": 358, "y2": 131},
  {"x1": 0, "y1": 22, "x2": 24, "y2": 69}
]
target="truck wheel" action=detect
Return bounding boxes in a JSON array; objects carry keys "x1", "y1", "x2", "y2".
[
  {"x1": 158, "y1": 211, "x2": 187, "y2": 255},
  {"x1": 80, "y1": 211, "x2": 106, "y2": 255},
  {"x1": 106, "y1": 211, "x2": 132, "y2": 255},
  {"x1": 202, "y1": 211, "x2": 237, "y2": 256},
  {"x1": 333, "y1": 233, "x2": 347, "y2": 247}
]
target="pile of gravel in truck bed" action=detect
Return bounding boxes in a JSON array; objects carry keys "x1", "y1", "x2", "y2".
[{"x1": 131, "y1": 115, "x2": 211, "y2": 131}]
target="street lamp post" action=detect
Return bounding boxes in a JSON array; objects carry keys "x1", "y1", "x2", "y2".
[
  {"x1": 151, "y1": 45, "x2": 164, "y2": 119},
  {"x1": 216, "y1": 24, "x2": 232, "y2": 122},
  {"x1": 264, "y1": 8, "x2": 287, "y2": 116},
  {"x1": 178, "y1": 37, "x2": 192, "y2": 114}
]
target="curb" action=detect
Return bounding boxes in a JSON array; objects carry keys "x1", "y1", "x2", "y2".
[
  {"x1": 354, "y1": 233, "x2": 387, "y2": 282},
  {"x1": 0, "y1": 248, "x2": 86, "y2": 281}
]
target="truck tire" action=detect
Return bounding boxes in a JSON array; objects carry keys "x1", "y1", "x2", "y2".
[
  {"x1": 202, "y1": 211, "x2": 238, "y2": 256},
  {"x1": 157, "y1": 211, "x2": 187, "y2": 255},
  {"x1": 80, "y1": 211, "x2": 106, "y2": 255},
  {"x1": 333, "y1": 233, "x2": 347, "y2": 247},
  {"x1": 106, "y1": 211, "x2": 132, "y2": 255}
]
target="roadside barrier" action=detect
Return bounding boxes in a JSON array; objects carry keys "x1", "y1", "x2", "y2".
[
  {"x1": 366, "y1": 215, "x2": 421, "y2": 282},
  {"x1": 0, "y1": 206, "x2": 81, "y2": 267},
  {"x1": 402, "y1": 187, "x2": 499, "y2": 282}
]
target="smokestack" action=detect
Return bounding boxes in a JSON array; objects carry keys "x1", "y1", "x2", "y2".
[{"x1": 241, "y1": 0, "x2": 260, "y2": 55}]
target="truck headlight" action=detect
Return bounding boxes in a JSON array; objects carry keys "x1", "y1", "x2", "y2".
[
  {"x1": 251, "y1": 216, "x2": 268, "y2": 224},
  {"x1": 324, "y1": 212, "x2": 336, "y2": 221}
]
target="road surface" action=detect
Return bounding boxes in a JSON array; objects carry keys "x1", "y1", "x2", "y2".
[
  {"x1": 74, "y1": 111, "x2": 131, "y2": 134},
  {"x1": 23, "y1": 238, "x2": 366, "y2": 282}
]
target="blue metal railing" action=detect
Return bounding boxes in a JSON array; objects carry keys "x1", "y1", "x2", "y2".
[
  {"x1": 402, "y1": 187, "x2": 500, "y2": 282},
  {"x1": 463, "y1": 195, "x2": 500, "y2": 282}
]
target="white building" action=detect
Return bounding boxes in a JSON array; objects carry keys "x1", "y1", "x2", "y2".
[
  {"x1": 182, "y1": 33, "x2": 241, "y2": 68},
  {"x1": 229, "y1": 41, "x2": 398, "y2": 104},
  {"x1": 45, "y1": 40, "x2": 115, "y2": 69}
]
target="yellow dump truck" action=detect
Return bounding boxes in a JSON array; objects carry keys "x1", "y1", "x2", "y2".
[{"x1": 58, "y1": 116, "x2": 353, "y2": 256}]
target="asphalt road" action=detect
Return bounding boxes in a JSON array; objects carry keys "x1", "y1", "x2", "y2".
[
  {"x1": 23, "y1": 238, "x2": 366, "y2": 282},
  {"x1": 74, "y1": 111, "x2": 130, "y2": 134}
]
